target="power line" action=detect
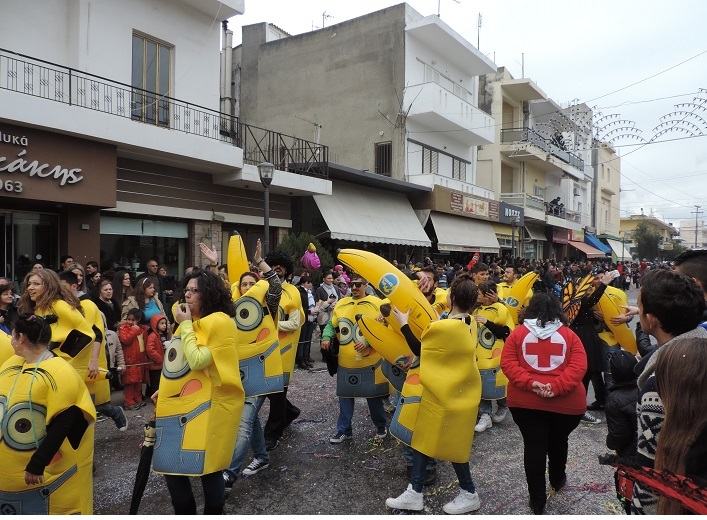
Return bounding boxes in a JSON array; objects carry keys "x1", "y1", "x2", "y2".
[{"x1": 596, "y1": 91, "x2": 702, "y2": 109}]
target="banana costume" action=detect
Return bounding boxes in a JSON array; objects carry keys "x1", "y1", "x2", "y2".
[
  {"x1": 35, "y1": 300, "x2": 95, "y2": 380},
  {"x1": 356, "y1": 313, "x2": 415, "y2": 392},
  {"x1": 595, "y1": 285, "x2": 637, "y2": 355},
  {"x1": 278, "y1": 282, "x2": 304, "y2": 386},
  {"x1": 79, "y1": 299, "x2": 111, "y2": 405},
  {"x1": 227, "y1": 233, "x2": 249, "y2": 286},
  {"x1": 430, "y1": 287, "x2": 450, "y2": 317},
  {"x1": 337, "y1": 249, "x2": 436, "y2": 340},
  {"x1": 472, "y1": 303, "x2": 514, "y2": 399},
  {"x1": 232, "y1": 280, "x2": 284, "y2": 397},
  {"x1": 152, "y1": 312, "x2": 244, "y2": 476},
  {"x1": 390, "y1": 316, "x2": 481, "y2": 463},
  {"x1": 0, "y1": 332, "x2": 13, "y2": 367},
  {"x1": 331, "y1": 295, "x2": 389, "y2": 398},
  {"x1": 0, "y1": 355, "x2": 96, "y2": 514},
  {"x1": 501, "y1": 272, "x2": 538, "y2": 325}
]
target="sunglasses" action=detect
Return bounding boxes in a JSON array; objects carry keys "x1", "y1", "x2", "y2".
[{"x1": 351, "y1": 282, "x2": 364, "y2": 288}]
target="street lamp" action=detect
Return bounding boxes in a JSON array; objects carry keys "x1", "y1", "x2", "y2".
[
  {"x1": 619, "y1": 230, "x2": 626, "y2": 263},
  {"x1": 258, "y1": 162, "x2": 274, "y2": 255}
]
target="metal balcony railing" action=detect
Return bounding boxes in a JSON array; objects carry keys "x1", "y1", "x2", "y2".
[
  {"x1": 500, "y1": 127, "x2": 584, "y2": 171},
  {"x1": 0, "y1": 48, "x2": 328, "y2": 179},
  {"x1": 500, "y1": 192, "x2": 546, "y2": 212}
]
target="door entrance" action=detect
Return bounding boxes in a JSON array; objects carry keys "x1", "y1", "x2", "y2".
[{"x1": 1, "y1": 212, "x2": 59, "y2": 285}]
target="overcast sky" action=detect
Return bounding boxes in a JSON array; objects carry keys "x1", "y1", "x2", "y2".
[{"x1": 228, "y1": 0, "x2": 707, "y2": 228}]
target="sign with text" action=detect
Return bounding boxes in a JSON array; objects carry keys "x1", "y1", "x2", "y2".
[{"x1": 426, "y1": 186, "x2": 522, "y2": 225}]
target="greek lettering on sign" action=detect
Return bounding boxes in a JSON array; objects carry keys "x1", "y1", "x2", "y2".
[{"x1": 0, "y1": 149, "x2": 83, "y2": 186}]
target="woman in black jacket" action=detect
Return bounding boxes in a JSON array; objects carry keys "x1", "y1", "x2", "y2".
[
  {"x1": 0, "y1": 282, "x2": 19, "y2": 335},
  {"x1": 92, "y1": 279, "x2": 121, "y2": 331},
  {"x1": 296, "y1": 274, "x2": 317, "y2": 368}
]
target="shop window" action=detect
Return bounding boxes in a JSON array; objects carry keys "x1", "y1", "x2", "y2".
[
  {"x1": 132, "y1": 33, "x2": 173, "y2": 126},
  {"x1": 375, "y1": 141, "x2": 392, "y2": 175},
  {"x1": 1, "y1": 212, "x2": 59, "y2": 285}
]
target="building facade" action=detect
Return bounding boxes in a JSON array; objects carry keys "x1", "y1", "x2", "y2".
[
  {"x1": 620, "y1": 214, "x2": 679, "y2": 258},
  {"x1": 0, "y1": 0, "x2": 330, "y2": 284},
  {"x1": 592, "y1": 141, "x2": 621, "y2": 237},
  {"x1": 679, "y1": 218, "x2": 707, "y2": 250}
]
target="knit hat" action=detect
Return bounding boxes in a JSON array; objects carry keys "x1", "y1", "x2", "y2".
[{"x1": 609, "y1": 350, "x2": 638, "y2": 384}]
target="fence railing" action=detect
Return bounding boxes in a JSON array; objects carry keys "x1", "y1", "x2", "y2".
[
  {"x1": 0, "y1": 48, "x2": 328, "y2": 178},
  {"x1": 500, "y1": 127, "x2": 584, "y2": 171},
  {"x1": 500, "y1": 192, "x2": 546, "y2": 212}
]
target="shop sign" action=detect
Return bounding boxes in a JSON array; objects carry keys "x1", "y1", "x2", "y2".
[
  {"x1": 499, "y1": 202, "x2": 525, "y2": 226},
  {"x1": 0, "y1": 124, "x2": 116, "y2": 207},
  {"x1": 552, "y1": 228, "x2": 570, "y2": 244},
  {"x1": 448, "y1": 191, "x2": 499, "y2": 222}
]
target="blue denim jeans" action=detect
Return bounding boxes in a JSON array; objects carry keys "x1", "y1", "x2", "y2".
[
  {"x1": 410, "y1": 449, "x2": 475, "y2": 493},
  {"x1": 402, "y1": 444, "x2": 437, "y2": 470},
  {"x1": 336, "y1": 396, "x2": 387, "y2": 435},
  {"x1": 225, "y1": 395, "x2": 268, "y2": 477},
  {"x1": 479, "y1": 397, "x2": 508, "y2": 415}
]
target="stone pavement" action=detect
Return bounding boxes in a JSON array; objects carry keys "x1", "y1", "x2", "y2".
[{"x1": 94, "y1": 349, "x2": 623, "y2": 515}]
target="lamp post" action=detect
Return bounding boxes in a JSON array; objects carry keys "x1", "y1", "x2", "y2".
[
  {"x1": 510, "y1": 218, "x2": 515, "y2": 260},
  {"x1": 258, "y1": 162, "x2": 274, "y2": 255},
  {"x1": 620, "y1": 230, "x2": 625, "y2": 263}
]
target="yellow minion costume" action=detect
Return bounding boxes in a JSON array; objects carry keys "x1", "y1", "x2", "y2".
[
  {"x1": 595, "y1": 285, "x2": 637, "y2": 355},
  {"x1": 472, "y1": 302, "x2": 514, "y2": 399},
  {"x1": 0, "y1": 355, "x2": 96, "y2": 514},
  {"x1": 390, "y1": 316, "x2": 481, "y2": 463},
  {"x1": 152, "y1": 312, "x2": 244, "y2": 476},
  {"x1": 430, "y1": 287, "x2": 450, "y2": 317},
  {"x1": 0, "y1": 332, "x2": 12, "y2": 367},
  {"x1": 79, "y1": 299, "x2": 111, "y2": 405},
  {"x1": 36, "y1": 300, "x2": 95, "y2": 379},
  {"x1": 278, "y1": 282, "x2": 304, "y2": 387},
  {"x1": 331, "y1": 295, "x2": 389, "y2": 398},
  {"x1": 232, "y1": 280, "x2": 284, "y2": 397}
]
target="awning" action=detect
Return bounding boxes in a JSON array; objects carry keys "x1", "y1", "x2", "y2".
[
  {"x1": 525, "y1": 223, "x2": 547, "y2": 241},
  {"x1": 313, "y1": 181, "x2": 431, "y2": 247},
  {"x1": 607, "y1": 239, "x2": 633, "y2": 261},
  {"x1": 568, "y1": 241, "x2": 606, "y2": 259},
  {"x1": 584, "y1": 233, "x2": 612, "y2": 255},
  {"x1": 428, "y1": 212, "x2": 500, "y2": 253},
  {"x1": 492, "y1": 224, "x2": 512, "y2": 236}
]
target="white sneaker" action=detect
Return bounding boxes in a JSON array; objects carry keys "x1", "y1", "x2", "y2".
[
  {"x1": 443, "y1": 489, "x2": 481, "y2": 514},
  {"x1": 474, "y1": 414, "x2": 492, "y2": 433},
  {"x1": 385, "y1": 484, "x2": 424, "y2": 511},
  {"x1": 491, "y1": 405, "x2": 508, "y2": 424}
]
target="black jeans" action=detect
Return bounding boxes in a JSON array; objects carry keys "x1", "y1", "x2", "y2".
[
  {"x1": 296, "y1": 321, "x2": 315, "y2": 365},
  {"x1": 164, "y1": 471, "x2": 224, "y2": 514},
  {"x1": 95, "y1": 403, "x2": 122, "y2": 427},
  {"x1": 410, "y1": 449, "x2": 474, "y2": 494},
  {"x1": 264, "y1": 387, "x2": 299, "y2": 442},
  {"x1": 510, "y1": 408, "x2": 582, "y2": 507},
  {"x1": 146, "y1": 369, "x2": 161, "y2": 400}
]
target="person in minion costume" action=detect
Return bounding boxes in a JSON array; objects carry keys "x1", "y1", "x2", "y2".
[
  {"x1": 412, "y1": 267, "x2": 449, "y2": 318},
  {"x1": 152, "y1": 269, "x2": 244, "y2": 515},
  {"x1": 0, "y1": 314, "x2": 96, "y2": 514},
  {"x1": 499, "y1": 269, "x2": 538, "y2": 325},
  {"x1": 472, "y1": 281, "x2": 514, "y2": 433},
  {"x1": 321, "y1": 273, "x2": 390, "y2": 443},
  {"x1": 17, "y1": 269, "x2": 95, "y2": 378},
  {"x1": 0, "y1": 331, "x2": 13, "y2": 366},
  {"x1": 386, "y1": 273, "x2": 483, "y2": 514}
]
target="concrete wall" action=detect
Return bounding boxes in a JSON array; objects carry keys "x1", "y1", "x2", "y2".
[
  {"x1": 238, "y1": 5, "x2": 406, "y2": 176},
  {"x1": 593, "y1": 143, "x2": 621, "y2": 236},
  {"x1": 1, "y1": 0, "x2": 223, "y2": 111}
]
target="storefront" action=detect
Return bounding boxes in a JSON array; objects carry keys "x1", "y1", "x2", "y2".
[{"x1": 0, "y1": 123, "x2": 116, "y2": 284}]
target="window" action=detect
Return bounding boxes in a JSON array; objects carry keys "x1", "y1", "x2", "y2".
[
  {"x1": 374, "y1": 142, "x2": 392, "y2": 175},
  {"x1": 452, "y1": 158, "x2": 466, "y2": 180},
  {"x1": 422, "y1": 147, "x2": 439, "y2": 174},
  {"x1": 533, "y1": 185, "x2": 546, "y2": 198},
  {"x1": 132, "y1": 33, "x2": 172, "y2": 125}
]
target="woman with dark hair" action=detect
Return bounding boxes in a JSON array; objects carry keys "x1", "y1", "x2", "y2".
[
  {"x1": 70, "y1": 263, "x2": 87, "y2": 298},
  {"x1": 121, "y1": 276, "x2": 167, "y2": 325},
  {"x1": 386, "y1": 274, "x2": 483, "y2": 514},
  {"x1": 0, "y1": 282, "x2": 18, "y2": 335},
  {"x1": 501, "y1": 292, "x2": 587, "y2": 514},
  {"x1": 652, "y1": 337, "x2": 707, "y2": 514},
  {"x1": 152, "y1": 268, "x2": 244, "y2": 514},
  {"x1": 0, "y1": 315, "x2": 96, "y2": 514},
  {"x1": 113, "y1": 270, "x2": 134, "y2": 304},
  {"x1": 296, "y1": 274, "x2": 316, "y2": 369},
  {"x1": 92, "y1": 279, "x2": 121, "y2": 332}
]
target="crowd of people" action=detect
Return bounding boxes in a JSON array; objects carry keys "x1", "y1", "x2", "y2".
[{"x1": 0, "y1": 243, "x2": 705, "y2": 515}]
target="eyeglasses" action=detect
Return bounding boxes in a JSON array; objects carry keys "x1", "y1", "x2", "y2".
[
  {"x1": 184, "y1": 287, "x2": 200, "y2": 294},
  {"x1": 351, "y1": 282, "x2": 364, "y2": 288}
]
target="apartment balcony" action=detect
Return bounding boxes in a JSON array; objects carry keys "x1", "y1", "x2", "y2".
[
  {"x1": 404, "y1": 82, "x2": 495, "y2": 145},
  {"x1": 409, "y1": 173, "x2": 495, "y2": 200},
  {"x1": 0, "y1": 47, "x2": 329, "y2": 189},
  {"x1": 500, "y1": 127, "x2": 584, "y2": 179},
  {"x1": 500, "y1": 192, "x2": 546, "y2": 221}
]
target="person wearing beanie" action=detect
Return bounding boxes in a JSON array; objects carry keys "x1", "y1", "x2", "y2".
[{"x1": 604, "y1": 350, "x2": 639, "y2": 457}]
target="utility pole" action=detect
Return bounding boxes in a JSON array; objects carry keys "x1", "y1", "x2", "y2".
[
  {"x1": 692, "y1": 205, "x2": 703, "y2": 248},
  {"x1": 521, "y1": 52, "x2": 525, "y2": 77},
  {"x1": 477, "y1": 13, "x2": 482, "y2": 49}
]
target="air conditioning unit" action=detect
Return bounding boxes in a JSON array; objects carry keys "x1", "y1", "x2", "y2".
[{"x1": 573, "y1": 187, "x2": 580, "y2": 196}]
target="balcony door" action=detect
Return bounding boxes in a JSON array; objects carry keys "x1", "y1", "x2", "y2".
[{"x1": 131, "y1": 33, "x2": 172, "y2": 126}]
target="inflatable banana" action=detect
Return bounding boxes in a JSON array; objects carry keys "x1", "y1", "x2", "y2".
[
  {"x1": 337, "y1": 249, "x2": 437, "y2": 339},
  {"x1": 0, "y1": 332, "x2": 12, "y2": 367},
  {"x1": 356, "y1": 313, "x2": 415, "y2": 391},
  {"x1": 233, "y1": 279, "x2": 284, "y2": 397},
  {"x1": 503, "y1": 271, "x2": 539, "y2": 325},
  {"x1": 36, "y1": 300, "x2": 95, "y2": 379},
  {"x1": 79, "y1": 299, "x2": 111, "y2": 406},
  {"x1": 596, "y1": 285, "x2": 637, "y2": 355},
  {"x1": 0, "y1": 355, "x2": 96, "y2": 514},
  {"x1": 279, "y1": 283, "x2": 305, "y2": 386},
  {"x1": 227, "y1": 233, "x2": 250, "y2": 285},
  {"x1": 473, "y1": 303, "x2": 514, "y2": 399},
  {"x1": 431, "y1": 287, "x2": 450, "y2": 317},
  {"x1": 331, "y1": 295, "x2": 389, "y2": 398},
  {"x1": 390, "y1": 316, "x2": 481, "y2": 463},
  {"x1": 153, "y1": 312, "x2": 243, "y2": 476}
]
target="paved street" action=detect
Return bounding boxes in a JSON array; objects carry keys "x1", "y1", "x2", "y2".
[{"x1": 94, "y1": 327, "x2": 631, "y2": 516}]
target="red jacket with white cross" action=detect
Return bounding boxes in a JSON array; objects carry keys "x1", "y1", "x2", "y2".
[{"x1": 501, "y1": 323, "x2": 588, "y2": 416}]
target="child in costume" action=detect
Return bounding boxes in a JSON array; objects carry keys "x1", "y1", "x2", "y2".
[
  {"x1": 0, "y1": 315, "x2": 96, "y2": 514},
  {"x1": 146, "y1": 313, "x2": 170, "y2": 399},
  {"x1": 118, "y1": 308, "x2": 149, "y2": 410},
  {"x1": 386, "y1": 274, "x2": 483, "y2": 514}
]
